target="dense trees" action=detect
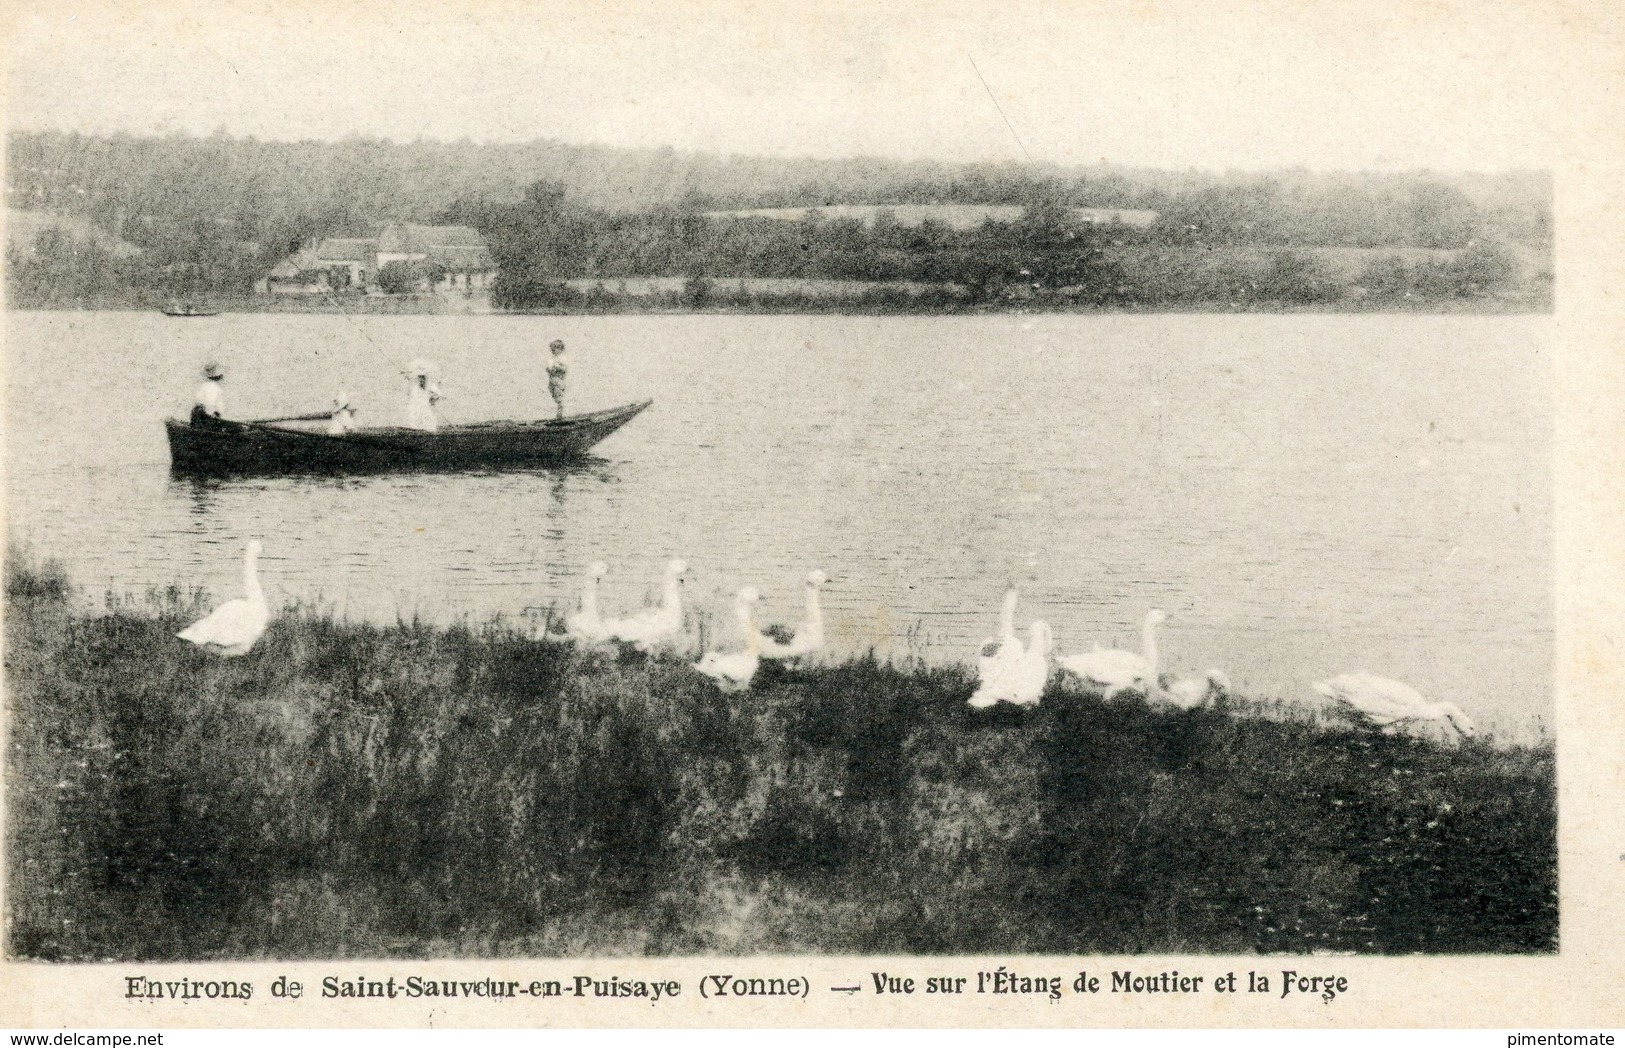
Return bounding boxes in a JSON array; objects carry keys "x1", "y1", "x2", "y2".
[
  {"x1": 5, "y1": 129, "x2": 1551, "y2": 309},
  {"x1": 467, "y1": 183, "x2": 1132, "y2": 308},
  {"x1": 6, "y1": 229, "x2": 135, "y2": 304}
]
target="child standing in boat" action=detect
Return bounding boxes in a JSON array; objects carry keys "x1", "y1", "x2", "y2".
[{"x1": 546, "y1": 339, "x2": 569, "y2": 420}]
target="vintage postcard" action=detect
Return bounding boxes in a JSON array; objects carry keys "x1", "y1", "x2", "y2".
[{"x1": 1, "y1": 0, "x2": 1621, "y2": 1031}]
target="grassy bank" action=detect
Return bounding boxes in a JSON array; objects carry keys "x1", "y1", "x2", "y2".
[{"x1": 5, "y1": 553, "x2": 1556, "y2": 960}]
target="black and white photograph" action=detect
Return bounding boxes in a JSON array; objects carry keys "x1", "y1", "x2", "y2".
[{"x1": 3, "y1": 0, "x2": 1621, "y2": 1031}]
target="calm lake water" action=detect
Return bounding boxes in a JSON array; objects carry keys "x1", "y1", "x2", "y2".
[{"x1": 5, "y1": 310, "x2": 1552, "y2": 739}]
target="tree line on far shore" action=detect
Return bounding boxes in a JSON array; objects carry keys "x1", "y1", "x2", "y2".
[
  {"x1": 4, "y1": 129, "x2": 1551, "y2": 310},
  {"x1": 466, "y1": 183, "x2": 1536, "y2": 310}
]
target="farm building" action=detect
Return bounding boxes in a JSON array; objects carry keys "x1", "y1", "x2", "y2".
[{"x1": 260, "y1": 224, "x2": 497, "y2": 294}]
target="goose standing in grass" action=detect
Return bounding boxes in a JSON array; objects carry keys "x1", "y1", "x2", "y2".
[
  {"x1": 1314, "y1": 672, "x2": 1477, "y2": 743},
  {"x1": 757, "y1": 569, "x2": 828, "y2": 661},
  {"x1": 177, "y1": 540, "x2": 268, "y2": 657},
  {"x1": 601, "y1": 558, "x2": 688, "y2": 651},
  {"x1": 1058, "y1": 608, "x2": 1167, "y2": 700},
  {"x1": 562, "y1": 561, "x2": 612, "y2": 643},
  {"x1": 1158, "y1": 669, "x2": 1230, "y2": 710},
  {"x1": 695, "y1": 587, "x2": 762, "y2": 692},
  {"x1": 970, "y1": 620, "x2": 1053, "y2": 708}
]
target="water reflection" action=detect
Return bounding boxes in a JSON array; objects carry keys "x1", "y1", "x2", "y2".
[
  {"x1": 167, "y1": 456, "x2": 619, "y2": 489},
  {"x1": 174, "y1": 474, "x2": 223, "y2": 516}
]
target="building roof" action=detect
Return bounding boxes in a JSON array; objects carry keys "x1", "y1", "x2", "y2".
[
  {"x1": 374, "y1": 225, "x2": 413, "y2": 255},
  {"x1": 426, "y1": 244, "x2": 496, "y2": 270},
  {"x1": 413, "y1": 224, "x2": 486, "y2": 247},
  {"x1": 376, "y1": 223, "x2": 488, "y2": 254},
  {"x1": 282, "y1": 224, "x2": 495, "y2": 277},
  {"x1": 314, "y1": 238, "x2": 377, "y2": 263}
]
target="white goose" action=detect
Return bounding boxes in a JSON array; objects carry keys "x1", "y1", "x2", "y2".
[
  {"x1": 973, "y1": 585, "x2": 1023, "y2": 693},
  {"x1": 757, "y1": 569, "x2": 828, "y2": 661},
  {"x1": 601, "y1": 558, "x2": 688, "y2": 651},
  {"x1": 1158, "y1": 668, "x2": 1231, "y2": 710},
  {"x1": 970, "y1": 620, "x2": 1053, "y2": 708},
  {"x1": 1314, "y1": 672, "x2": 1477, "y2": 743},
  {"x1": 1058, "y1": 608, "x2": 1167, "y2": 700},
  {"x1": 695, "y1": 587, "x2": 762, "y2": 692},
  {"x1": 562, "y1": 560, "x2": 613, "y2": 643},
  {"x1": 977, "y1": 584, "x2": 1022, "y2": 661},
  {"x1": 177, "y1": 540, "x2": 269, "y2": 657}
]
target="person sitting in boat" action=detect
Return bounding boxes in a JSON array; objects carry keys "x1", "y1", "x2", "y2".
[
  {"x1": 402, "y1": 364, "x2": 441, "y2": 432},
  {"x1": 327, "y1": 392, "x2": 358, "y2": 435},
  {"x1": 546, "y1": 339, "x2": 569, "y2": 420},
  {"x1": 190, "y1": 362, "x2": 226, "y2": 424}
]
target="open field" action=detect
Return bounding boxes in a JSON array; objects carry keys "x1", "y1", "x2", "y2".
[
  {"x1": 703, "y1": 205, "x2": 1161, "y2": 231},
  {"x1": 5, "y1": 551, "x2": 1556, "y2": 960},
  {"x1": 4, "y1": 206, "x2": 145, "y2": 259}
]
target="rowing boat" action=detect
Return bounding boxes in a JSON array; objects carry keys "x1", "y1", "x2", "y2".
[{"x1": 165, "y1": 400, "x2": 653, "y2": 475}]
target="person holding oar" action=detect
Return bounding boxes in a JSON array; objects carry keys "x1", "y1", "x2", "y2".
[
  {"x1": 327, "y1": 392, "x2": 358, "y2": 435},
  {"x1": 190, "y1": 361, "x2": 227, "y2": 424}
]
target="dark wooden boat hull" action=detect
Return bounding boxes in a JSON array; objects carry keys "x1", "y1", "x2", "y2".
[{"x1": 166, "y1": 400, "x2": 652, "y2": 475}]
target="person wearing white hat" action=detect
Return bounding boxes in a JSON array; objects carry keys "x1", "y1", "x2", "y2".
[
  {"x1": 191, "y1": 362, "x2": 226, "y2": 424},
  {"x1": 327, "y1": 391, "x2": 358, "y2": 435},
  {"x1": 401, "y1": 363, "x2": 441, "y2": 432}
]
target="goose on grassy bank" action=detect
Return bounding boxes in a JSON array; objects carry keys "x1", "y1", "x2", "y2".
[
  {"x1": 601, "y1": 558, "x2": 688, "y2": 651},
  {"x1": 1058, "y1": 608, "x2": 1166, "y2": 700},
  {"x1": 971, "y1": 584, "x2": 1023, "y2": 698},
  {"x1": 1314, "y1": 672, "x2": 1477, "y2": 743},
  {"x1": 1158, "y1": 668, "x2": 1230, "y2": 710},
  {"x1": 977, "y1": 584, "x2": 1021, "y2": 661},
  {"x1": 970, "y1": 620, "x2": 1053, "y2": 708},
  {"x1": 562, "y1": 560, "x2": 612, "y2": 643},
  {"x1": 757, "y1": 569, "x2": 828, "y2": 661},
  {"x1": 177, "y1": 540, "x2": 268, "y2": 657},
  {"x1": 695, "y1": 587, "x2": 762, "y2": 692}
]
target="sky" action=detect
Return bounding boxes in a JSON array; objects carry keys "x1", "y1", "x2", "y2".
[{"x1": 1, "y1": 0, "x2": 1603, "y2": 172}]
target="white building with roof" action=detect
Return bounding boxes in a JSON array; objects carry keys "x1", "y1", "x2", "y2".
[{"x1": 261, "y1": 224, "x2": 497, "y2": 294}]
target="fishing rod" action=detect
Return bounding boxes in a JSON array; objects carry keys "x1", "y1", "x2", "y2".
[
  {"x1": 317, "y1": 284, "x2": 402, "y2": 372},
  {"x1": 315, "y1": 280, "x2": 457, "y2": 421}
]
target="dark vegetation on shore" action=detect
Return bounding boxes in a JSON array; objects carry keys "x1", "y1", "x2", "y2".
[
  {"x1": 7, "y1": 270, "x2": 1551, "y2": 318},
  {"x1": 6, "y1": 550, "x2": 1556, "y2": 961},
  {"x1": 474, "y1": 185, "x2": 1546, "y2": 312},
  {"x1": 7, "y1": 129, "x2": 1551, "y2": 312}
]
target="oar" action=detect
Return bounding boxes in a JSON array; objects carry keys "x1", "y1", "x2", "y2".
[{"x1": 249, "y1": 412, "x2": 342, "y2": 424}]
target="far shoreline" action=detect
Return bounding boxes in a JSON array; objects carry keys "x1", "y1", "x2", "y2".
[{"x1": 6, "y1": 295, "x2": 1553, "y2": 318}]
